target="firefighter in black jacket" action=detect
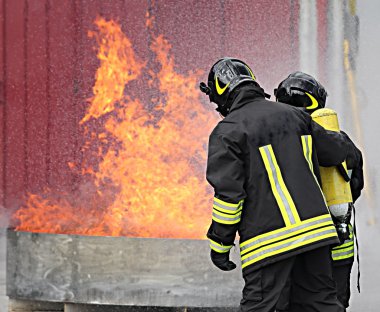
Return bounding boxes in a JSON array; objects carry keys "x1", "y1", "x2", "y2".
[
  {"x1": 274, "y1": 72, "x2": 364, "y2": 311},
  {"x1": 200, "y1": 58, "x2": 349, "y2": 312}
]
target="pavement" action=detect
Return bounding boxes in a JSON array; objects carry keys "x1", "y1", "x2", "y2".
[{"x1": 0, "y1": 229, "x2": 8, "y2": 312}]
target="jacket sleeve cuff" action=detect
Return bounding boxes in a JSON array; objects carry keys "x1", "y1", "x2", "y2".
[
  {"x1": 209, "y1": 238, "x2": 234, "y2": 253},
  {"x1": 212, "y1": 197, "x2": 244, "y2": 225}
]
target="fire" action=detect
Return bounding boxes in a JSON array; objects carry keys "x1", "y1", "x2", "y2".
[{"x1": 12, "y1": 17, "x2": 219, "y2": 239}]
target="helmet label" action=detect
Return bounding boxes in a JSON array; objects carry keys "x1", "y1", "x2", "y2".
[
  {"x1": 215, "y1": 76, "x2": 230, "y2": 95},
  {"x1": 305, "y1": 92, "x2": 319, "y2": 110}
]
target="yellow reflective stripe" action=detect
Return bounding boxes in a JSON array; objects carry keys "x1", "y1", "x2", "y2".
[
  {"x1": 332, "y1": 228, "x2": 354, "y2": 250},
  {"x1": 213, "y1": 197, "x2": 244, "y2": 213},
  {"x1": 332, "y1": 241, "x2": 354, "y2": 250},
  {"x1": 268, "y1": 146, "x2": 301, "y2": 224},
  {"x1": 260, "y1": 146, "x2": 291, "y2": 226},
  {"x1": 241, "y1": 225, "x2": 336, "y2": 262},
  {"x1": 214, "y1": 197, "x2": 243, "y2": 207},
  {"x1": 212, "y1": 209, "x2": 241, "y2": 222},
  {"x1": 240, "y1": 215, "x2": 334, "y2": 256},
  {"x1": 302, "y1": 135, "x2": 313, "y2": 171},
  {"x1": 240, "y1": 220, "x2": 333, "y2": 256},
  {"x1": 332, "y1": 245, "x2": 354, "y2": 255},
  {"x1": 259, "y1": 145, "x2": 301, "y2": 226},
  {"x1": 331, "y1": 225, "x2": 354, "y2": 259},
  {"x1": 333, "y1": 251, "x2": 355, "y2": 261},
  {"x1": 301, "y1": 135, "x2": 327, "y2": 206},
  {"x1": 331, "y1": 242, "x2": 355, "y2": 261},
  {"x1": 240, "y1": 214, "x2": 332, "y2": 248},
  {"x1": 213, "y1": 205, "x2": 242, "y2": 214},
  {"x1": 212, "y1": 214, "x2": 241, "y2": 225},
  {"x1": 213, "y1": 207, "x2": 242, "y2": 216},
  {"x1": 212, "y1": 208, "x2": 243, "y2": 218},
  {"x1": 212, "y1": 198, "x2": 243, "y2": 225},
  {"x1": 332, "y1": 251, "x2": 354, "y2": 261},
  {"x1": 209, "y1": 239, "x2": 233, "y2": 253},
  {"x1": 241, "y1": 226, "x2": 337, "y2": 269},
  {"x1": 306, "y1": 135, "x2": 313, "y2": 165}
]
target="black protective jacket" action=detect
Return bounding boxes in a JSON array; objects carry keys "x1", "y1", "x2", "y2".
[
  {"x1": 206, "y1": 85, "x2": 350, "y2": 274},
  {"x1": 341, "y1": 131, "x2": 364, "y2": 203}
]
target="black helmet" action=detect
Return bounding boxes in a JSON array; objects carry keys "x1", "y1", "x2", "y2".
[
  {"x1": 274, "y1": 71, "x2": 327, "y2": 112},
  {"x1": 200, "y1": 57, "x2": 257, "y2": 116}
]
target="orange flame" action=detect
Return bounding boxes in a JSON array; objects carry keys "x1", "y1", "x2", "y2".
[
  {"x1": 82, "y1": 18, "x2": 145, "y2": 123},
  {"x1": 13, "y1": 17, "x2": 219, "y2": 239}
]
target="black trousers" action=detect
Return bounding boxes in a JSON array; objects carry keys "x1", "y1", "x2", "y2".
[
  {"x1": 275, "y1": 261, "x2": 354, "y2": 311},
  {"x1": 240, "y1": 246, "x2": 344, "y2": 312},
  {"x1": 332, "y1": 262, "x2": 353, "y2": 309}
]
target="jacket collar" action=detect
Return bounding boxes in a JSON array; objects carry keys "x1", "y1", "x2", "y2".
[{"x1": 228, "y1": 84, "x2": 266, "y2": 113}]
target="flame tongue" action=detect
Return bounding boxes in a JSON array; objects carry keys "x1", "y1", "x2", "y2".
[
  {"x1": 82, "y1": 18, "x2": 144, "y2": 123},
  {"x1": 13, "y1": 17, "x2": 218, "y2": 239}
]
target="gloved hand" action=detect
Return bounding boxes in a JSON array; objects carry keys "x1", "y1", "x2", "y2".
[
  {"x1": 210, "y1": 249, "x2": 236, "y2": 271},
  {"x1": 333, "y1": 204, "x2": 352, "y2": 244},
  {"x1": 336, "y1": 222, "x2": 350, "y2": 244}
]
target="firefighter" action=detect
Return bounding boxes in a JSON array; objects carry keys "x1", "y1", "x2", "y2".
[
  {"x1": 274, "y1": 71, "x2": 364, "y2": 312},
  {"x1": 200, "y1": 57, "x2": 349, "y2": 312}
]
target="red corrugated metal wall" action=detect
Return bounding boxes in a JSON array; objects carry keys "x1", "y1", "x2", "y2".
[{"x1": 0, "y1": 0, "x2": 298, "y2": 221}]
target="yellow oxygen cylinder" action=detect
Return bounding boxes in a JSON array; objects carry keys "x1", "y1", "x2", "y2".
[{"x1": 311, "y1": 108, "x2": 353, "y2": 211}]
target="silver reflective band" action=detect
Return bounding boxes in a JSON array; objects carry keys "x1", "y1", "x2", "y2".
[
  {"x1": 240, "y1": 215, "x2": 332, "y2": 254},
  {"x1": 213, "y1": 199, "x2": 243, "y2": 212},
  {"x1": 209, "y1": 240, "x2": 232, "y2": 253},
  {"x1": 212, "y1": 211, "x2": 241, "y2": 222},
  {"x1": 241, "y1": 227, "x2": 337, "y2": 266},
  {"x1": 332, "y1": 249, "x2": 354, "y2": 259},
  {"x1": 212, "y1": 198, "x2": 243, "y2": 224},
  {"x1": 332, "y1": 241, "x2": 353, "y2": 250}
]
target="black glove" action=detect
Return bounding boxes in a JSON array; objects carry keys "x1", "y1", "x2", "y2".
[
  {"x1": 336, "y1": 222, "x2": 350, "y2": 244},
  {"x1": 210, "y1": 249, "x2": 236, "y2": 271},
  {"x1": 333, "y1": 204, "x2": 352, "y2": 244}
]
